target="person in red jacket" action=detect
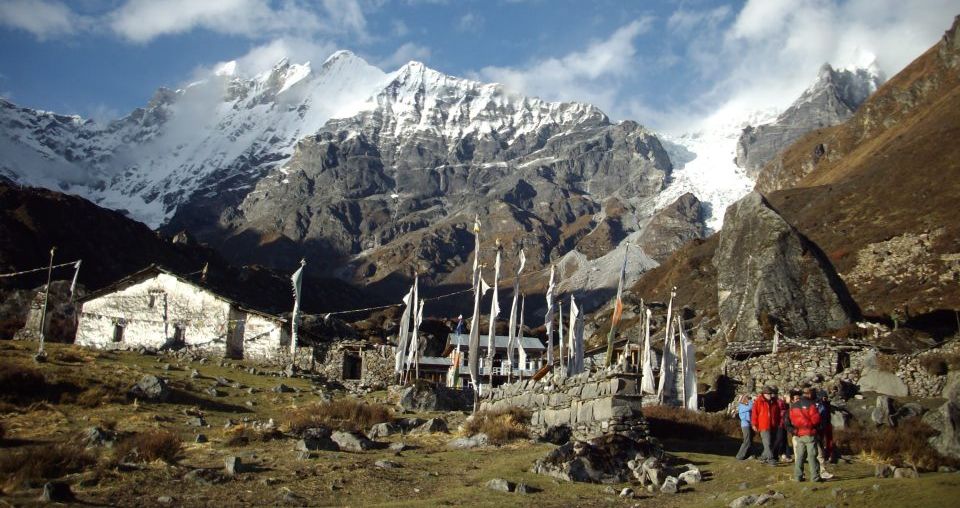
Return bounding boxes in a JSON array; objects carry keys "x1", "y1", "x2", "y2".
[
  {"x1": 787, "y1": 387, "x2": 822, "y2": 482},
  {"x1": 750, "y1": 386, "x2": 777, "y2": 464}
]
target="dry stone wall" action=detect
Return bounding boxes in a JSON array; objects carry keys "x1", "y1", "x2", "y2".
[
  {"x1": 724, "y1": 339, "x2": 960, "y2": 399},
  {"x1": 480, "y1": 370, "x2": 648, "y2": 441}
]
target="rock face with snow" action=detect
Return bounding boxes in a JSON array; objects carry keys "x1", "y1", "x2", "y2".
[
  {"x1": 713, "y1": 191, "x2": 856, "y2": 344},
  {"x1": 735, "y1": 64, "x2": 883, "y2": 179},
  {"x1": 0, "y1": 51, "x2": 697, "y2": 303}
]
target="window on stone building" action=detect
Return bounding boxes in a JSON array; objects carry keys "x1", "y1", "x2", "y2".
[{"x1": 148, "y1": 294, "x2": 156, "y2": 308}]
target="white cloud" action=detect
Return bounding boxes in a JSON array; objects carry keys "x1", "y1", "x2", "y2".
[
  {"x1": 391, "y1": 19, "x2": 409, "y2": 37},
  {"x1": 378, "y1": 42, "x2": 432, "y2": 69},
  {"x1": 0, "y1": 0, "x2": 82, "y2": 40},
  {"x1": 107, "y1": 0, "x2": 366, "y2": 43},
  {"x1": 667, "y1": 5, "x2": 731, "y2": 34},
  {"x1": 645, "y1": 0, "x2": 960, "y2": 133},
  {"x1": 457, "y1": 12, "x2": 485, "y2": 33},
  {"x1": 477, "y1": 18, "x2": 653, "y2": 115},
  {"x1": 198, "y1": 38, "x2": 340, "y2": 78}
]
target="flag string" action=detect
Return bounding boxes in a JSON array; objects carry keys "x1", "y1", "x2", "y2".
[{"x1": 0, "y1": 260, "x2": 82, "y2": 278}]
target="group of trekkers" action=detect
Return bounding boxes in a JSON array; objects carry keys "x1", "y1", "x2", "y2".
[{"x1": 735, "y1": 385, "x2": 836, "y2": 482}]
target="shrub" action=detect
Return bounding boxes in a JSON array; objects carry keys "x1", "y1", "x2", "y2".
[
  {"x1": 0, "y1": 443, "x2": 95, "y2": 492},
  {"x1": 643, "y1": 405, "x2": 742, "y2": 440},
  {"x1": 285, "y1": 399, "x2": 394, "y2": 434},
  {"x1": 462, "y1": 407, "x2": 530, "y2": 445},
  {"x1": 835, "y1": 419, "x2": 960, "y2": 471},
  {"x1": 112, "y1": 429, "x2": 183, "y2": 464}
]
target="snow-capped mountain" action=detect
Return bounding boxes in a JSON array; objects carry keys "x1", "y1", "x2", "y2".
[
  {"x1": 1, "y1": 50, "x2": 389, "y2": 227},
  {"x1": 735, "y1": 63, "x2": 884, "y2": 178}
]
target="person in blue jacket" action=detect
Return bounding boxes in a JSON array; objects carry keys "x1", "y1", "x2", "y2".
[{"x1": 736, "y1": 393, "x2": 755, "y2": 460}]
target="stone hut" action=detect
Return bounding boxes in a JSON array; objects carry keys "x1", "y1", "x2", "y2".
[{"x1": 75, "y1": 265, "x2": 289, "y2": 363}]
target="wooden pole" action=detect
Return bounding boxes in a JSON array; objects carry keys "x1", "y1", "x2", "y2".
[{"x1": 37, "y1": 246, "x2": 56, "y2": 358}]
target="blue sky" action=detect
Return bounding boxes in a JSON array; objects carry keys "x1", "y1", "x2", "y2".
[{"x1": 1, "y1": 0, "x2": 957, "y2": 132}]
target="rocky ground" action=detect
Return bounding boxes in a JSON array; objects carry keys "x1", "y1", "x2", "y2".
[{"x1": 2, "y1": 341, "x2": 959, "y2": 507}]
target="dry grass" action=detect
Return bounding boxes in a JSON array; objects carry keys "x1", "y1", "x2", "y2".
[
  {"x1": 223, "y1": 424, "x2": 283, "y2": 447},
  {"x1": 643, "y1": 405, "x2": 742, "y2": 440},
  {"x1": 836, "y1": 419, "x2": 960, "y2": 471},
  {"x1": 112, "y1": 429, "x2": 183, "y2": 464},
  {"x1": 462, "y1": 407, "x2": 530, "y2": 445},
  {"x1": 0, "y1": 443, "x2": 96, "y2": 492},
  {"x1": 876, "y1": 354, "x2": 900, "y2": 373},
  {"x1": 285, "y1": 399, "x2": 394, "y2": 434},
  {"x1": 0, "y1": 362, "x2": 49, "y2": 404}
]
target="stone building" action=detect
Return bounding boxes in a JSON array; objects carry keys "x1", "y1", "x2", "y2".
[
  {"x1": 445, "y1": 334, "x2": 547, "y2": 389},
  {"x1": 310, "y1": 340, "x2": 395, "y2": 389},
  {"x1": 75, "y1": 265, "x2": 289, "y2": 363}
]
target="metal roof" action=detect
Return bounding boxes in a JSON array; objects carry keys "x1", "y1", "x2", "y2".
[{"x1": 447, "y1": 334, "x2": 545, "y2": 350}]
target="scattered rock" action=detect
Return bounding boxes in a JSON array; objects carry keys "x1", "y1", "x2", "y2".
[
  {"x1": 367, "y1": 422, "x2": 399, "y2": 439},
  {"x1": 190, "y1": 369, "x2": 200, "y2": 379},
  {"x1": 730, "y1": 494, "x2": 758, "y2": 508},
  {"x1": 486, "y1": 478, "x2": 513, "y2": 492},
  {"x1": 331, "y1": 430, "x2": 377, "y2": 452},
  {"x1": 157, "y1": 495, "x2": 174, "y2": 504},
  {"x1": 660, "y1": 476, "x2": 679, "y2": 494},
  {"x1": 205, "y1": 387, "x2": 223, "y2": 398},
  {"x1": 447, "y1": 433, "x2": 488, "y2": 449},
  {"x1": 679, "y1": 468, "x2": 702, "y2": 485},
  {"x1": 532, "y1": 434, "x2": 657, "y2": 484},
  {"x1": 375, "y1": 460, "x2": 402, "y2": 469},
  {"x1": 82, "y1": 426, "x2": 116, "y2": 447},
  {"x1": 296, "y1": 427, "x2": 338, "y2": 452},
  {"x1": 620, "y1": 487, "x2": 634, "y2": 498},
  {"x1": 413, "y1": 417, "x2": 448, "y2": 434},
  {"x1": 924, "y1": 372, "x2": 960, "y2": 459},
  {"x1": 273, "y1": 383, "x2": 294, "y2": 393},
  {"x1": 183, "y1": 469, "x2": 227, "y2": 485},
  {"x1": 127, "y1": 374, "x2": 170, "y2": 402},
  {"x1": 875, "y1": 464, "x2": 894, "y2": 478},
  {"x1": 245, "y1": 400, "x2": 256, "y2": 407},
  {"x1": 893, "y1": 467, "x2": 919, "y2": 479},
  {"x1": 515, "y1": 482, "x2": 532, "y2": 494},
  {"x1": 40, "y1": 482, "x2": 73, "y2": 502},
  {"x1": 279, "y1": 487, "x2": 305, "y2": 505},
  {"x1": 195, "y1": 434, "x2": 208, "y2": 443},
  {"x1": 224, "y1": 456, "x2": 245, "y2": 476},
  {"x1": 756, "y1": 491, "x2": 785, "y2": 505},
  {"x1": 602, "y1": 486, "x2": 617, "y2": 495},
  {"x1": 389, "y1": 441, "x2": 411, "y2": 452},
  {"x1": 186, "y1": 416, "x2": 207, "y2": 427}
]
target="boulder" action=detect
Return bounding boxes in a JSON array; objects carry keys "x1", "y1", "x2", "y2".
[
  {"x1": 871, "y1": 395, "x2": 895, "y2": 426},
  {"x1": 296, "y1": 427, "x2": 338, "y2": 452},
  {"x1": 875, "y1": 464, "x2": 894, "y2": 478},
  {"x1": 619, "y1": 487, "x2": 634, "y2": 498},
  {"x1": 396, "y1": 382, "x2": 470, "y2": 411},
  {"x1": 860, "y1": 368, "x2": 909, "y2": 398},
  {"x1": 82, "y1": 426, "x2": 116, "y2": 448},
  {"x1": 486, "y1": 478, "x2": 513, "y2": 492},
  {"x1": 412, "y1": 418, "x2": 448, "y2": 434},
  {"x1": 331, "y1": 430, "x2": 377, "y2": 452},
  {"x1": 224, "y1": 456, "x2": 245, "y2": 476},
  {"x1": 893, "y1": 467, "x2": 919, "y2": 479},
  {"x1": 660, "y1": 476, "x2": 679, "y2": 494},
  {"x1": 714, "y1": 191, "x2": 855, "y2": 345},
  {"x1": 273, "y1": 383, "x2": 294, "y2": 393},
  {"x1": 127, "y1": 375, "x2": 170, "y2": 402},
  {"x1": 40, "y1": 482, "x2": 74, "y2": 502},
  {"x1": 447, "y1": 434, "x2": 489, "y2": 449},
  {"x1": 678, "y1": 468, "x2": 702, "y2": 485},
  {"x1": 375, "y1": 460, "x2": 402, "y2": 469},
  {"x1": 367, "y1": 422, "x2": 399, "y2": 439},
  {"x1": 924, "y1": 373, "x2": 960, "y2": 459},
  {"x1": 540, "y1": 424, "x2": 572, "y2": 445},
  {"x1": 729, "y1": 494, "x2": 758, "y2": 508}
]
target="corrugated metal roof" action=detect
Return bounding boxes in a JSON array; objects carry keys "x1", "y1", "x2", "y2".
[
  {"x1": 448, "y1": 334, "x2": 545, "y2": 350},
  {"x1": 417, "y1": 356, "x2": 452, "y2": 366}
]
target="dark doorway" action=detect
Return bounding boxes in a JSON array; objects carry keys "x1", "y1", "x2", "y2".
[
  {"x1": 226, "y1": 320, "x2": 245, "y2": 359},
  {"x1": 343, "y1": 351, "x2": 362, "y2": 380}
]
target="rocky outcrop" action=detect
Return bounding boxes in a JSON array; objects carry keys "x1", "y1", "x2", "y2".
[
  {"x1": 925, "y1": 373, "x2": 960, "y2": 459},
  {"x1": 637, "y1": 193, "x2": 705, "y2": 263},
  {"x1": 736, "y1": 64, "x2": 882, "y2": 179},
  {"x1": 714, "y1": 191, "x2": 855, "y2": 344}
]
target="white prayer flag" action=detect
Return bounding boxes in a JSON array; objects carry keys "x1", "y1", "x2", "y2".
[
  {"x1": 69, "y1": 260, "x2": 81, "y2": 298},
  {"x1": 394, "y1": 285, "x2": 414, "y2": 374},
  {"x1": 506, "y1": 249, "x2": 525, "y2": 377},
  {"x1": 486, "y1": 248, "x2": 502, "y2": 383},
  {"x1": 679, "y1": 316, "x2": 698, "y2": 411},
  {"x1": 640, "y1": 308, "x2": 656, "y2": 394},
  {"x1": 290, "y1": 259, "x2": 305, "y2": 356},
  {"x1": 568, "y1": 295, "x2": 584, "y2": 374},
  {"x1": 544, "y1": 265, "x2": 556, "y2": 365}
]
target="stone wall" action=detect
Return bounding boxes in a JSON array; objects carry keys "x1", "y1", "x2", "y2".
[
  {"x1": 309, "y1": 341, "x2": 396, "y2": 389},
  {"x1": 480, "y1": 370, "x2": 648, "y2": 441},
  {"x1": 723, "y1": 339, "x2": 960, "y2": 399}
]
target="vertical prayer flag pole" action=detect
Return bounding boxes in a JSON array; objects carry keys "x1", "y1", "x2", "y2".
[
  {"x1": 486, "y1": 241, "x2": 502, "y2": 389},
  {"x1": 604, "y1": 245, "x2": 629, "y2": 366},
  {"x1": 290, "y1": 259, "x2": 306, "y2": 368},
  {"x1": 37, "y1": 246, "x2": 56, "y2": 359},
  {"x1": 544, "y1": 265, "x2": 556, "y2": 366}
]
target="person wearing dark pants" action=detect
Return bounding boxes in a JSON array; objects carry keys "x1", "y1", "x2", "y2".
[
  {"x1": 788, "y1": 387, "x2": 823, "y2": 482},
  {"x1": 736, "y1": 394, "x2": 754, "y2": 460},
  {"x1": 751, "y1": 386, "x2": 777, "y2": 464}
]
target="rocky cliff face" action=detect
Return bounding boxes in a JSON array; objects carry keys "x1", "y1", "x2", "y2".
[
  {"x1": 735, "y1": 64, "x2": 883, "y2": 179},
  {"x1": 713, "y1": 191, "x2": 855, "y2": 344},
  {"x1": 208, "y1": 62, "x2": 678, "y2": 293}
]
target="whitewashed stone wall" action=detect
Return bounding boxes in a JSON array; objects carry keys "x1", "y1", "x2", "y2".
[
  {"x1": 75, "y1": 273, "x2": 287, "y2": 363},
  {"x1": 480, "y1": 371, "x2": 648, "y2": 440}
]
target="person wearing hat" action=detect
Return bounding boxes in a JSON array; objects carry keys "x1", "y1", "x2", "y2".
[
  {"x1": 788, "y1": 387, "x2": 823, "y2": 482},
  {"x1": 750, "y1": 386, "x2": 777, "y2": 464}
]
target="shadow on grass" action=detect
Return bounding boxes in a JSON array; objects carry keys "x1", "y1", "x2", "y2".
[{"x1": 167, "y1": 389, "x2": 253, "y2": 414}]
